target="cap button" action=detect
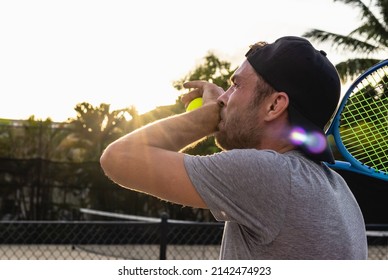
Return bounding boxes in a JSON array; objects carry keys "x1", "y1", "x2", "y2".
[{"x1": 319, "y1": 50, "x2": 327, "y2": 56}]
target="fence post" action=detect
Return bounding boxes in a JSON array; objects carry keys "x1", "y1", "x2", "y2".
[{"x1": 159, "y1": 212, "x2": 169, "y2": 260}]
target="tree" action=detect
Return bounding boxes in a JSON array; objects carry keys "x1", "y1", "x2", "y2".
[
  {"x1": 65, "y1": 102, "x2": 137, "y2": 162},
  {"x1": 0, "y1": 116, "x2": 71, "y2": 220},
  {"x1": 303, "y1": 0, "x2": 388, "y2": 82},
  {"x1": 173, "y1": 52, "x2": 236, "y2": 91}
]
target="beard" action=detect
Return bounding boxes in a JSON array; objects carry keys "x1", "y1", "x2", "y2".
[{"x1": 215, "y1": 106, "x2": 263, "y2": 151}]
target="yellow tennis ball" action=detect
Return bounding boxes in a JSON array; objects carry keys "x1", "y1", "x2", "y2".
[{"x1": 186, "y1": 97, "x2": 203, "y2": 112}]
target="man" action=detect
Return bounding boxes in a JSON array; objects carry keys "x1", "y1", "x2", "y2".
[{"x1": 100, "y1": 36, "x2": 367, "y2": 259}]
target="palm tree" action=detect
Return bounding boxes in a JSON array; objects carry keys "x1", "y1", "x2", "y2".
[
  {"x1": 303, "y1": 0, "x2": 388, "y2": 82},
  {"x1": 64, "y1": 102, "x2": 137, "y2": 162}
]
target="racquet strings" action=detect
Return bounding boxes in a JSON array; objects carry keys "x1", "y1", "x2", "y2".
[{"x1": 339, "y1": 64, "x2": 388, "y2": 174}]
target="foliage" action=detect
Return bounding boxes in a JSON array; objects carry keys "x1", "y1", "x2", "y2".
[
  {"x1": 0, "y1": 116, "x2": 68, "y2": 160},
  {"x1": 0, "y1": 117, "x2": 71, "y2": 220},
  {"x1": 173, "y1": 52, "x2": 236, "y2": 91},
  {"x1": 65, "y1": 102, "x2": 138, "y2": 162},
  {"x1": 303, "y1": 0, "x2": 388, "y2": 82}
]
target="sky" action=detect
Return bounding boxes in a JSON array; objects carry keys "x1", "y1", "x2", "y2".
[{"x1": 0, "y1": 0, "x2": 360, "y2": 122}]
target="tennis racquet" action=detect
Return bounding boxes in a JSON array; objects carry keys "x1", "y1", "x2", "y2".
[{"x1": 325, "y1": 59, "x2": 388, "y2": 181}]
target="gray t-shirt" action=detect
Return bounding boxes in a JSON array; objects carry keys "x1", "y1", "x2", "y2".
[{"x1": 184, "y1": 149, "x2": 367, "y2": 259}]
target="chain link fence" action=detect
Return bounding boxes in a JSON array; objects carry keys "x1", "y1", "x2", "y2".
[
  {"x1": 0, "y1": 216, "x2": 223, "y2": 260},
  {"x1": 0, "y1": 217, "x2": 386, "y2": 260},
  {"x1": 366, "y1": 224, "x2": 388, "y2": 260}
]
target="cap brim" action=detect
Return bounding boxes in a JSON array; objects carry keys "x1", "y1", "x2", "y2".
[{"x1": 288, "y1": 105, "x2": 335, "y2": 164}]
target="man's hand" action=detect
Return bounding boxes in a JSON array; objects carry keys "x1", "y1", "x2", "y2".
[{"x1": 181, "y1": 80, "x2": 224, "y2": 108}]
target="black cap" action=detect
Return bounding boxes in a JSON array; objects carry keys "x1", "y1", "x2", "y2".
[{"x1": 246, "y1": 36, "x2": 341, "y2": 163}]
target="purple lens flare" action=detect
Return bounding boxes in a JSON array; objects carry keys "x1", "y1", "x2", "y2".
[{"x1": 289, "y1": 127, "x2": 327, "y2": 154}]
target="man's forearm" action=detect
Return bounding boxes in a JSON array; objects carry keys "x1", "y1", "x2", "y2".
[
  {"x1": 116, "y1": 102, "x2": 220, "y2": 152},
  {"x1": 99, "y1": 102, "x2": 220, "y2": 205}
]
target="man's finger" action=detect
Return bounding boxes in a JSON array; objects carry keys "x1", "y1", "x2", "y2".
[
  {"x1": 181, "y1": 89, "x2": 202, "y2": 106},
  {"x1": 183, "y1": 80, "x2": 207, "y2": 90}
]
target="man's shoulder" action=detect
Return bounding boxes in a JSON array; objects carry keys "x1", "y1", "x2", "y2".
[
  {"x1": 216, "y1": 148, "x2": 287, "y2": 161},
  {"x1": 185, "y1": 149, "x2": 291, "y2": 174}
]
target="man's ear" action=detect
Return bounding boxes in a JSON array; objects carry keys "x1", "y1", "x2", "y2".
[{"x1": 264, "y1": 92, "x2": 289, "y2": 121}]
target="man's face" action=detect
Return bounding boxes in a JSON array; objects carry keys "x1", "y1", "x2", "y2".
[{"x1": 215, "y1": 60, "x2": 269, "y2": 150}]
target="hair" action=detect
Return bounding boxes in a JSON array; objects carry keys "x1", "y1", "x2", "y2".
[
  {"x1": 252, "y1": 72, "x2": 277, "y2": 108},
  {"x1": 248, "y1": 41, "x2": 268, "y2": 52}
]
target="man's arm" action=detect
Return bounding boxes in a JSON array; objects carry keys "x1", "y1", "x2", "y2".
[{"x1": 100, "y1": 82, "x2": 223, "y2": 208}]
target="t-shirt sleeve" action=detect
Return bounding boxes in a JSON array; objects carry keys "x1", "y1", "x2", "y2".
[{"x1": 184, "y1": 149, "x2": 291, "y2": 243}]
